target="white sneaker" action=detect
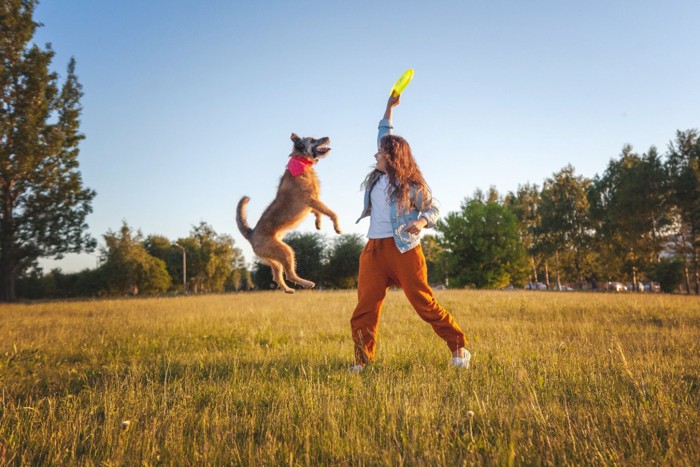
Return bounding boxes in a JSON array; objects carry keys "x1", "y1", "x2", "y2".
[
  {"x1": 349, "y1": 365, "x2": 365, "y2": 373},
  {"x1": 450, "y1": 350, "x2": 471, "y2": 369}
]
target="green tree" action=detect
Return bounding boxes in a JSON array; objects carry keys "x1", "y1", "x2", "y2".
[
  {"x1": 143, "y1": 234, "x2": 173, "y2": 263},
  {"x1": 21, "y1": 267, "x2": 103, "y2": 298},
  {"x1": 1, "y1": 0, "x2": 96, "y2": 300},
  {"x1": 100, "y1": 222, "x2": 171, "y2": 295},
  {"x1": 251, "y1": 232, "x2": 328, "y2": 291},
  {"x1": 666, "y1": 129, "x2": 700, "y2": 294},
  {"x1": 323, "y1": 233, "x2": 364, "y2": 289},
  {"x1": 251, "y1": 259, "x2": 274, "y2": 290},
  {"x1": 437, "y1": 191, "x2": 527, "y2": 289},
  {"x1": 224, "y1": 266, "x2": 252, "y2": 292},
  {"x1": 284, "y1": 232, "x2": 326, "y2": 289},
  {"x1": 590, "y1": 146, "x2": 673, "y2": 289},
  {"x1": 538, "y1": 165, "x2": 593, "y2": 289},
  {"x1": 421, "y1": 234, "x2": 448, "y2": 286},
  {"x1": 646, "y1": 257, "x2": 685, "y2": 293},
  {"x1": 177, "y1": 222, "x2": 244, "y2": 293},
  {"x1": 505, "y1": 183, "x2": 545, "y2": 288},
  {"x1": 143, "y1": 234, "x2": 188, "y2": 292}
]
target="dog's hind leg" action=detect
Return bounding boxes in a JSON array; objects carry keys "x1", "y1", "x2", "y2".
[
  {"x1": 270, "y1": 238, "x2": 316, "y2": 289},
  {"x1": 261, "y1": 257, "x2": 295, "y2": 294}
]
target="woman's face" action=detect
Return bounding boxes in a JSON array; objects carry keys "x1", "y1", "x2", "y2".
[{"x1": 374, "y1": 150, "x2": 388, "y2": 173}]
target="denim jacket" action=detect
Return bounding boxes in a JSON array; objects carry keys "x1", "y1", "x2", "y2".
[{"x1": 355, "y1": 118, "x2": 440, "y2": 253}]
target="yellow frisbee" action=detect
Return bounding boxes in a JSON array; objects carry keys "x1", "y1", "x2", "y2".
[{"x1": 390, "y1": 68, "x2": 414, "y2": 97}]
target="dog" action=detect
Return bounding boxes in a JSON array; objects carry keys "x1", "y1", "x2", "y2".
[{"x1": 236, "y1": 133, "x2": 341, "y2": 293}]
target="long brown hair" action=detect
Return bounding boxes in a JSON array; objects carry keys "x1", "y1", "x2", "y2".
[{"x1": 361, "y1": 134, "x2": 431, "y2": 212}]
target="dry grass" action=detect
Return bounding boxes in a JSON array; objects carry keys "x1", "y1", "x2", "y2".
[{"x1": 1, "y1": 290, "x2": 699, "y2": 465}]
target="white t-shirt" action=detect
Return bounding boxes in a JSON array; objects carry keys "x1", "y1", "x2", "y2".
[{"x1": 367, "y1": 175, "x2": 394, "y2": 239}]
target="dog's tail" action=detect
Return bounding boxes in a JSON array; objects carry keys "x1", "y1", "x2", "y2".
[{"x1": 236, "y1": 196, "x2": 254, "y2": 241}]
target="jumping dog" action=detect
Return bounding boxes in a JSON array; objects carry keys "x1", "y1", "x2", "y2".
[{"x1": 236, "y1": 133, "x2": 341, "y2": 293}]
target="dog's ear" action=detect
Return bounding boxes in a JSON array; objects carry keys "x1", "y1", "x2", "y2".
[{"x1": 290, "y1": 133, "x2": 305, "y2": 153}]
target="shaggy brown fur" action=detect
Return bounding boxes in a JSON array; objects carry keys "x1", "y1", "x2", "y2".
[{"x1": 237, "y1": 133, "x2": 341, "y2": 293}]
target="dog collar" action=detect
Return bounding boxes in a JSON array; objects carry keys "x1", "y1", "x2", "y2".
[{"x1": 287, "y1": 156, "x2": 314, "y2": 176}]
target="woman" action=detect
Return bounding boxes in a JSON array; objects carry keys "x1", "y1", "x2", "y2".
[{"x1": 349, "y1": 94, "x2": 470, "y2": 371}]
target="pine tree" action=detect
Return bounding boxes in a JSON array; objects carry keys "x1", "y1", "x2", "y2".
[
  {"x1": 666, "y1": 130, "x2": 700, "y2": 293},
  {"x1": 1, "y1": 0, "x2": 95, "y2": 300}
]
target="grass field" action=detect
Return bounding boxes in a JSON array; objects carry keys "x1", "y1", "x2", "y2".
[{"x1": 1, "y1": 290, "x2": 699, "y2": 465}]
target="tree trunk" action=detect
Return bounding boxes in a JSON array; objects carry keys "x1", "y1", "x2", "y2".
[
  {"x1": 693, "y1": 224, "x2": 700, "y2": 295},
  {"x1": 684, "y1": 264, "x2": 691, "y2": 295},
  {"x1": 529, "y1": 256, "x2": 538, "y2": 290},
  {"x1": 693, "y1": 243, "x2": 700, "y2": 295},
  {"x1": 629, "y1": 247, "x2": 637, "y2": 292},
  {"x1": 0, "y1": 256, "x2": 17, "y2": 301},
  {"x1": 555, "y1": 250, "x2": 562, "y2": 291},
  {"x1": 544, "y1": 261, "x2": 550, "y2": 289},
  {"x1": 0, "y1": 205, "x2": 17, "y2": 301}
]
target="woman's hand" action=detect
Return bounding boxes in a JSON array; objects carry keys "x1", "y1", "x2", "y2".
[
  {"x1": 404, "y1": 217, "x2": 427, "y2": 235},
  {"x1": 387, "y1": 94, "x2": 401, "y2": 109}
]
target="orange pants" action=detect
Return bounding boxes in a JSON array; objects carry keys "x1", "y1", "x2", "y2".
[{"x1": 350, "y1": 238, "x2": 467, "y2": 365}]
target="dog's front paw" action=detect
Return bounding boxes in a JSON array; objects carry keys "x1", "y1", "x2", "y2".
[{"x1": 334, "y1": 226, "x2": 342, "y2": 234}]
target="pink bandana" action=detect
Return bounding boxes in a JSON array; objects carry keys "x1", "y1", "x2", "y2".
[{"x1": 287, "y1": 156, "x2": 314, "y2": 176}]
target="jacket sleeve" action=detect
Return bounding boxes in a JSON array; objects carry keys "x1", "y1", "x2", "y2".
[
  {"x1": 377, "y1": 118, "x2": 393, "y2": 149},
  {"x1": 413, "y1": 187, "x2": 440, "y2": 229}
]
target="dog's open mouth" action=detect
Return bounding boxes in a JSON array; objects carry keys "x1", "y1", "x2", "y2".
[{"x1": 314, "y1": 138, "x2": 331, "y2": 157}]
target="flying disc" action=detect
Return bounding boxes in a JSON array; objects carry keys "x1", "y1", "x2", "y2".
[{"x1": 390, "y1": 68, "x2": 414, "y2": 97}]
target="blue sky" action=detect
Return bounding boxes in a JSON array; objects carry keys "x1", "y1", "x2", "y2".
[{"x1": 33, "y1": 1, "x2": 700, "y2": 271}]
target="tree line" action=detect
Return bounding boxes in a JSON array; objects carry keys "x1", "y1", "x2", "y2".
[
  {"x1": 17, "y1": 124, "x2": 700, "y2": 298},
  {"x1": 15, "y1": 125, "x2": 699, "y2": 300},
  {"x1": 2, "y1": 1, "x2": 698, "y2": 300},
  {"x1": 431, "y1": 129, "x2": 699, "y2": 294},
  {"x1": 15, "y1": 224, "x2": 367, "y2": 298}
]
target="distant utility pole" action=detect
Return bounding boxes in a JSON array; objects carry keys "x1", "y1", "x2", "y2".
[{"x1": 173, "y1": 243, "x2": 187, "y2": 294}]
